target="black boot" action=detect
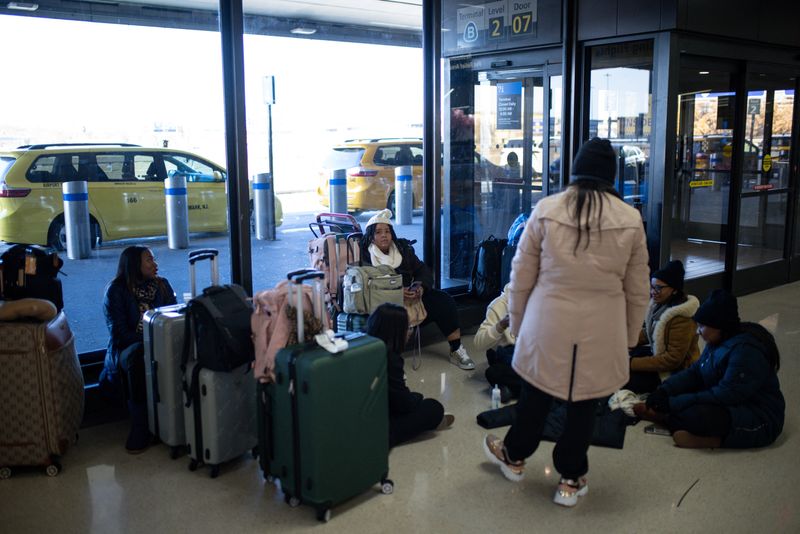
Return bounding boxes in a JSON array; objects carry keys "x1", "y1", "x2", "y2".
[{"x1": 126, "y1": 400, "x2": 152, "y2": 454}]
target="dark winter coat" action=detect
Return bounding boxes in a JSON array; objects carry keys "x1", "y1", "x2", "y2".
[
  {"x1": 360, "y1": 238, "x2": 433, "y2": 290},
  {"x1": 387, "y1": 350, "x2": 422, "y2": 415},
  {"x1": 101, "y1": 276, "x2": 176, "y2": 385},
  {"x1": 661, "y1": 332, "x2": 785, "y2": 448}
]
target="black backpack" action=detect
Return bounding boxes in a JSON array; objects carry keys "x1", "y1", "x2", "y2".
[
  {"x1": 739, "y1": 321, "x2": 781, "y2": 372},
  {"x1": 181, "y1": 284, "x2": 255, "y2": 407},
  {"x1": 470, "y1": 235, "x2": 507, "y2": 301},
  {"x1": 0, "y1": 243, "x2": 64, "y2": 311}
]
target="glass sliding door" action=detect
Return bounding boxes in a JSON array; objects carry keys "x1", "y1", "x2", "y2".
[
  {"x1": 670, "y1": 59, "x2": 738, "y2": 280},
  {"x1": 736, "y1": 73, "x2": 794, "y2": 271},
  {"x1": 442, "y1": 58, "x2": 560, "y2": 289}
]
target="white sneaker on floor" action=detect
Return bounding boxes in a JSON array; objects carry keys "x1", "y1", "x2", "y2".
[
  {"x1": 449, "y1": 345, "x2": 475, "y2": 370},
  {"x1": 553, "y1": 477, "x2": 588, "y2": 507}
]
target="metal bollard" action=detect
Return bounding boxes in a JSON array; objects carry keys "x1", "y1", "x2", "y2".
[
  {"x1": 329, "y1": 168, "x2": 347, "y2": 214},
  {"x1": 62, "y1": 180, "x2": 91, "y2": 260},
  {"x1": 165, "y1": 174, "x2": 189, "y2": 249},
  {"x1": 394, "y1": 165, "x2": 413, "y2": 225},
  {"x1": 253, "y1": 172, "x2": 276, "y2": 240}
]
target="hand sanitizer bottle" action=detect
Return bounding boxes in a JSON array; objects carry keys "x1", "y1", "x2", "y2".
[{"x1": 491, "y1": 384, "x2": 501, "y2": 410}]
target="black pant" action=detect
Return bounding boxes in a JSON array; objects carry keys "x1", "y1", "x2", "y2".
[
  {"x1": 668, "y1": 404, "x2": 731, "y2": 438},
  {"x1": 421, "y1": 288, "x2": 459, "y2": 338},
  {"x1": 624, "y1": 347, "x2": 662, "y2": 394},
  {"x1": 485, "y1": 363, "x2": 522, "y2": 399},
  {"x1": 120, "y1": 342, "x2": 146, "y2": 404},
  {"x1": 389, "y1": 398, "x2": 444, "y2": 448},
  {"x1": 504, "y1": 382, "x2": 596, "y2": 481}
]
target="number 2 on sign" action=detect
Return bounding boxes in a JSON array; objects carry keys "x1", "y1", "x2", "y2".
[{"x1": 512, "y1": 13, "x2": 532, "y2": 35}]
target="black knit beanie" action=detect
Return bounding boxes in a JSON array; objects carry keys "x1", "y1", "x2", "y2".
[
  {"x1": 571, "y1": 137, "x2": 617, "y2": 184},
  {"x1": 652, "y1": 260, "x2": 685, "y2": 292},
  {"x1": 693, "y1": 289, "x2": 740, "y2": 331}
]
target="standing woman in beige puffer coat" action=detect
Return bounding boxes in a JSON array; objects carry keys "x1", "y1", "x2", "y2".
[{"x1": 482, "y1": 137, "x2": 650, "y2": 507}]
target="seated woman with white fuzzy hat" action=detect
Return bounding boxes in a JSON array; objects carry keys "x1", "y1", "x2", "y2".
[{"x1": 359, "y1": 209, "x2": 476, "y2": 370}]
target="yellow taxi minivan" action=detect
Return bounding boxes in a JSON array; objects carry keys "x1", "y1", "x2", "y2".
[
  {"x1": 317, "y1": 138, "x2": 423, "y2": 213},
  {"x1": 0, "y1": 143, "x2": 282, "y2": 250}
]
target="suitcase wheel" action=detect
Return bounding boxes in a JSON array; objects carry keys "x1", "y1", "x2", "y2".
[
  {"x1": 0, "y1": 467, "x2": 11, "y2": 480},
  {"x1": 251, "y1": 446, "x2": 259, "y2": 459},
  {"x1": 316, "y1": 508, "x2": 331, "y2": 523},
  {"x1": 285, "y1": 495, "x2": 300, "y2": 508},
  {"x1": 188, "y1": 458, "x2": 199, "y2": 472},
  {"x1": 45, "y1": 463, "x2": 61, "y2": 477},
  {"x1": 169, "y1": 446, "x2": 181, "y2": 460},
  {"x1": 209, "y1": 465, "x2": 220, "y2": 479},
  {"x1": 380, "y1": 479, "x2": 394, "y2": 495},
  {"x1": 265, "y1": 474, "x2": 275, "y2": 484}
]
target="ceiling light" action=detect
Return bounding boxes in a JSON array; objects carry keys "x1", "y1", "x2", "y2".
[
  {"x1": 699, "y1": 71, "x2": 709, "y2": 75},
  {"x1": 7, "y1": 2, "x2": 39, "y2": 10},
  {"x1": 290, "y1": 26, "x2": 317, "y2": 35}
]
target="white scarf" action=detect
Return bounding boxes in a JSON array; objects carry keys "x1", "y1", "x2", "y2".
[{"x1": 369, "y1": 242, "x2": 402, "y2": 269}]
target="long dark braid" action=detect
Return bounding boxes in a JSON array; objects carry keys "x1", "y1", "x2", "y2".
[{"x1": 571, "y1": 178, "x2": 623, "y2": 255}]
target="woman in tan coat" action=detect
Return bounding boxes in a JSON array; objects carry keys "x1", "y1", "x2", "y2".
[
  {"x1": 482, "y1": 138, "x2": 650, "y2": 507},
  {"x1": 626, "y1": 259, "x2": 700, "y2": 393}
]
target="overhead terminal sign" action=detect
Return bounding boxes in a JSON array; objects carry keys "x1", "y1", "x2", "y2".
[{"x1": 457, "y1": 0, "x2": 537, "y2": 50}]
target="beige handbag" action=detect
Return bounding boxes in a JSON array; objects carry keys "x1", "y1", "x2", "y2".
[{"x1": 404, "y1": 296, "x2": 427, "y2": 328}]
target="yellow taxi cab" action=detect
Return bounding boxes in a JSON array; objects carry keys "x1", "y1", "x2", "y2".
[
  {"x1": 316, "y1": 138, "x2": 423, "y2": 212},
  {"x1": 0, "y1": 143, "x2": 282, "y2": 250}
]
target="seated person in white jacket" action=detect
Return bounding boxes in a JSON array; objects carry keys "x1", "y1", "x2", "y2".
[{"x1": 474, "y1": 283, "x2": 522, "y2": 403}]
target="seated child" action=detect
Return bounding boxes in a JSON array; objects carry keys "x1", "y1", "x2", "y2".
[{"x1": 367, "y1": 303, "x2": 454, "y2": 448}]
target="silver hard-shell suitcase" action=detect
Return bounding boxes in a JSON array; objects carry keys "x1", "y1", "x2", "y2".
[
  {"x1": 143, "y1": 248, "x2": 219, "y2": 459},
  {"x1": 183, "y1": 361, "x2": 257, "y2": 478}
]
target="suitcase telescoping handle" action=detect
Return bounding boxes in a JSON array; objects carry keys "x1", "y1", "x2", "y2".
[
  {"x1": 287, "y1": 270, "x2": 325, "y2": 344},
  {"x1": 188, "y1": 248, "x2": 219, "y2": 298}
]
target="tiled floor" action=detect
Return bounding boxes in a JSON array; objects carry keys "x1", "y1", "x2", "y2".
[{"x1": 2, "y1": 282, "x2": 798, "y2": 533}]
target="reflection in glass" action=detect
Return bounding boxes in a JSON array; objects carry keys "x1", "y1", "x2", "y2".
[
  {"x1": 548, "y1": 75, "x2": 563, "y2": 193},
  {"x1": 736, "y1": 74, "x2": 794, "y2": 269},
  {"x1": 671, "y1": 62, "x2": 736, "y2": 279},
  {"x1": 588, "y1": 40, "x2": 653, "y2": 217}
]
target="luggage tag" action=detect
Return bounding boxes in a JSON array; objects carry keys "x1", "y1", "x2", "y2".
[{"x1": 25, "y1": 254, "x2": 37, "y2": 276}]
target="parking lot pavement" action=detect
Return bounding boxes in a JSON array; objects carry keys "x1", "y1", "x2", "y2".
[{"x1": 49, "y1": 193, "x2": 425, "y2": 353}]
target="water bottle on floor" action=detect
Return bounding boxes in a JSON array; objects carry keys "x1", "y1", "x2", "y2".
[{"x1": 491, "y1": 384, "x2": 501, "y2": 410}]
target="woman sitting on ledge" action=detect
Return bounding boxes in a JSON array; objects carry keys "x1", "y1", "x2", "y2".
[{"x1": 360, "y1": 209, "x2": 475, "y2": 370}]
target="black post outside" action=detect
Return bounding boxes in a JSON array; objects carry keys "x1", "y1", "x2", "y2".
[{"x1": 218, "y1": 0, "x2": 252, "y2": 294}]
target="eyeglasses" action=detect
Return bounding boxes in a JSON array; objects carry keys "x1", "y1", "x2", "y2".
[{"x1": 650, "y1": 284, "x2": 669, "y2": 293}]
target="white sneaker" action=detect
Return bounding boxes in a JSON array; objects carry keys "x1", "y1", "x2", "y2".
[
  {"x1": 553, "y1": 477, "x2": 588, "y2": 507},
  {"x1": 449, "y1": 345, "x2": 475, "y2": 370}
]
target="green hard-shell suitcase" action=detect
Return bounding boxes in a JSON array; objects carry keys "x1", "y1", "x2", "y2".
[{"x1": 257, "y1": 270, "x2": 393, "y2": 523}]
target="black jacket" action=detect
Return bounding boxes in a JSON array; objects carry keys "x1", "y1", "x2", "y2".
[
  {"x1": 662, "y1": 332, "x2": 785, "y2": 448},
  {"x1": 102, "y1": 277, "x2": 176, "y2": 383},
  {"x1": 387, "y1": 350, "x2": 422, "y2": 415},
  {"x1": 361, "y1": 238, "x2": 434, "y2": 290}
]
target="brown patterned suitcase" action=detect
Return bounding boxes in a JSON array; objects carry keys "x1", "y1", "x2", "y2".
[{"x1": 0, "y1": 312, "x2": 84, "y2": 478}]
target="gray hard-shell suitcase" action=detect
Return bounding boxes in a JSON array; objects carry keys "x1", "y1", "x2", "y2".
[
  {"x1": 144, "y1": 249, "x2": 219, "y2": 459},
  {"x1": 183, "y1": 361, "x2": 257, "y2": 478}
]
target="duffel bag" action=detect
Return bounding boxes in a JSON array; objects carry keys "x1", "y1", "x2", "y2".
[{"x1": 342, "y1": 265, "x2": 403, "y2": 315}]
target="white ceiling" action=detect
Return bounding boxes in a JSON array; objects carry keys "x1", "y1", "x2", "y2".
[{"x1": 150, "y1": 0, "x2": 423, "y2": 30}]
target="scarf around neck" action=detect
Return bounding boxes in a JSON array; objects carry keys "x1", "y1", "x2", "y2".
[
  {"x1": 133, "y1": 278, "x2": 160, "y2": 333},
  {"x1": 369, "y1": 242, "x2": 402, "y2": 269}
]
